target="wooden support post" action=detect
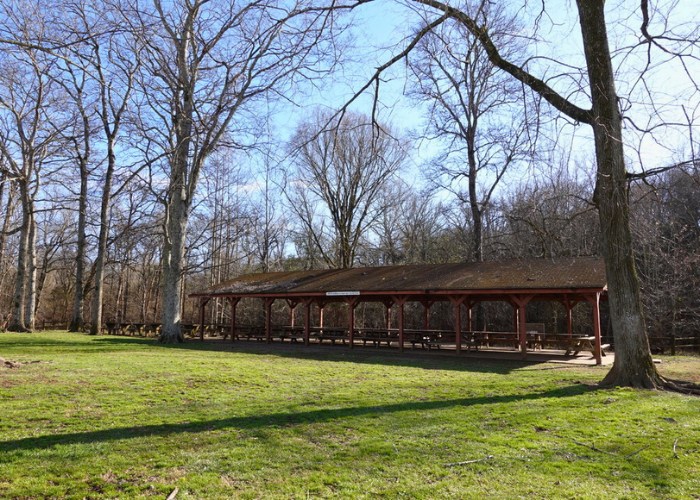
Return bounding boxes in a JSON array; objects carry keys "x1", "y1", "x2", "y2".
[
  {"x1": 518, "y1": 302, "x2": 527, "y2": 357},
  {"x1": 347, "y1": 298, "x2": 357, "y2": 349},
  {"x1": 392, "y1": 296, "x2": 407, "y2": 352},
  {"x1": 304, "y1": 299, "x2": 311, "y2": 346},
  {"x1": 513, "y1": 296, "x2": 533, "y2": 359},
  {"x1": 450, "y1": 296, "x2": 465, "y2": 354},
  {"x1": 286, "y1": 299, "x2": 297, "y2": 328},
  {"x1": 264, "y1": 298, "x2": 273, "y2": 343},
  {"x1": 319, "y1": 303, "x2": 325, "y2": 330},
  {"x1": 589, "y1": 293, "x2": 602, "y2": 365},
  {"x1": 229, "y1": 297, "x2": 239, "y2": 342},
  {"x1": 565, "y1": 298, "x2": 574, "y2": 338},
  {"x1": 466, "y1": 301, "x2": 473, "y2": 333},
  {"x1": 199, "y1": 298, "x2": 210, "y2": 341},
  {"x1": 384, "y1": 300, "x2": 393, "y2": 332},
  {"x1": 422, "y1": 301, "x2": 433, "y2": 330}
]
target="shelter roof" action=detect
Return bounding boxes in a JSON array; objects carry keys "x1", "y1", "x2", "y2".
[{"x1": 191, "y1": 257, "x2": 607, "y2": 299}]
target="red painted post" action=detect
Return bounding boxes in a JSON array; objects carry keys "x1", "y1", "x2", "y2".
[
  {"x1": 451, "y1": 297, "x2": 463, "y2": 354},
  {"x1": 512, "y1": 296, "x2": 532, "y2": 358},
  {"x1": 304, "y1": 300, "x2": 311, "y2": 346},
  {"x1": 566, "y1": 299, "x2": 573, "y2": 338},
  {"x1": 229, "y1": 297, "x2": 239, "y2": 342},
  {"x1": 518, "y1": 301, "x2": 527, "y2": 358},
  {"x1": 199, "y1": 298, "x2": 207, "y2": 341},
  {"x1": 385, "y1": 302, "x2": 392, "y2": 332},
  {"x1": 422, "y1": 301, "x2": 432, "y2": 330},
  {"x1": 287, "y1": 299, "x2": 297, "y2": 328},
  {"x1": 393, "y1": 296, "x2": 406, "y2": 352},
  {"x1": 466, "y1": 301, "x2": 473, "y2": 333},
  {"x1": 347, "y1": 298, "x2": 357, "y2": 348},
  {"x1": 265, "y1": 298, "x2": 273, "y2": 343},
  {"x1": 590, "y1": 293, "x2": 602, "y2": 365},
  {"x1": 398, "y1": 300, "x2": 405, "y2": 352}
]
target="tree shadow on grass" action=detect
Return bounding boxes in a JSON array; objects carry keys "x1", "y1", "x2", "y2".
[
  {"x1": 91, "y1": 336, "x2": 576, "y2": 375},
  {"x1": 0, "y1": 333, "x2": 153, "y2": 354},
  {"x1": 3, "y1": 333, "x2": 584, "y2": 374},
  {"x1": 0, "y1": 384, "x2": 596, "y2": 453}
]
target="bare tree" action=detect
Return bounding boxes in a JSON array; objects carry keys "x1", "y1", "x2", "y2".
[
  {"x1": 408, "y1": 1, "x2": 536, "y2": 261},
  {"x1": 631, "y1": 162, "x2": 700, "y2": 346},
  {"x1": 77, "y1": 2, "x2": 142, "y2": 336},
  {"x1": 503, "y1": 162, "x2": 600, "y2": 258},
  {"x1": 123, "y1": 0, "x2": 341, "y2": 342},
  {"x1": 343, "y1": 0, "x2": 699, "y2": 390},
  {"x1": 0, "y1": 9, "x2": 64, "y2": 331},
  {"x1": 0, "y1": 171, "x2": 18, "y2": 313},
  {"x1": 287, "y1": 110, "x2": 407, "y2": 268},
  {"x1": 366, "y1": 182, "x2": 448, "y2": 265},
  {"x1": 50, "y1": 42, "x2": 96, "y2": 333}
]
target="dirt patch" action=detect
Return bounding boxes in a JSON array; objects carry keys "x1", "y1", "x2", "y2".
[{"x1": 0, "y1": 357, "x2": 43, "y2": 369}]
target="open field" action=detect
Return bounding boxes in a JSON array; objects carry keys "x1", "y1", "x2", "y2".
[{"x1": 1, "y1": 332, "x2": 699, "y2": 499}]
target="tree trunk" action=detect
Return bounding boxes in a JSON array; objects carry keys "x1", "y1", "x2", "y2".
[
  {"x1": 24, "y1": 210, "x2": 37, "y2": 331},
  {"x1": 466, "y1": 125, "x2": 483, "y2": 262},
  {"x1": 69, "y1": 158, "x2": 89, "y2": 332},
  {"x1": 8, "y1": 182, "x2": 30, "y2": 332},
  {"x1": 90, "y1": 136, "x2": 116, "y2": 335},
  {"x1": 576, "y1": 0, "x2": 662, "y2": 388},
  {"x1": 160, "y1": 187, "x2": 188, "y2": 343},
  {"x1": 122, "y1": 263, "x2": 129, "y2": 323},
  {"x1": 0, "y1": 179, "x2": 17, "y2": 293}
]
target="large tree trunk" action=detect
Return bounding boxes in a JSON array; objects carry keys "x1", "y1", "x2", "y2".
[
  {"x1": 90, "y1": 137, "x2": 116, "y2": 335},
  {"x1": 466, "y1": 125, "x2": 483, "y2": 262},
  {"x1": 24, "y1": 212, "x2": 37, "y2": 331},
  {"x1": 0, "y1": 179, "x2": 17, "y2": 293},
  {"x1": 8, "y1": 183, "x2": 31, "y2": 332},
  {"x1": 69, "y1": 159, "x2": 89, "y2": 332},
  {"x1": 160, "y1": 186, "x2": 188, "y2": 343},
  {"x1": 576, "y1": 0, "x2": 662, "y2": 388}
]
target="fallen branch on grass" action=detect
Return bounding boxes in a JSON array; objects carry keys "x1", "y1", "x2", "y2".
[
  {"x1": 444, "y1": 455, "x2": 494, "y2": 467},
  {"x1": 624, "y1": 445, "x2": 649, "y2": 458}
]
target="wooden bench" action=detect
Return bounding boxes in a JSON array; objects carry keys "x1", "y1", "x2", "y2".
[
  {"x1": 233, "y1": 326, "x2": 265, "y2": 341},
  {"x1": 405, "y1": 330, "x2": 448, "y2": 350},
  {"x1": 483, "y1": 332, "x2": 520, "y2": 350},
  {"x1": 316, "y1": 328, "x2": 348, "y2": 345},
  {"x1": 354, "y1": 329, "x2": 395, "y2": 347}
]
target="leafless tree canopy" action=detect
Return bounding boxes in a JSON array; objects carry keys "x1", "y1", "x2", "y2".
[
  {"x1": 0, "y1": 0, "x2": 697, "y2": 390},
  {"x1": 288, "y1": 110, "x2": 408, "y2": 269}
]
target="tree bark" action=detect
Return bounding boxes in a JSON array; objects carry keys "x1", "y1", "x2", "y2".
[
  {"x1": 69, "y1": 152, "x2": 89, "y2": 332},
  {"x1": 8, "y1": 182, "x2": 31, "y2": 332},
  {"x1": 466, "y1": 125, "x2": 482, "y2": 262},
  {"x1": 90, "y1": 149, "x2": 113, "y2": 335},
  {"x1": 24, "y1": 210, "x2": 37, "y2": 331},
  {"x1": 0, "y1": 178, "x2": 17, "y2": 292},
  {"x1": 576, "y1": 0, "x2": 662, "y2": 388},
  {"x1": 160, "y1": 186, "x2": 188, "y2": 343}
]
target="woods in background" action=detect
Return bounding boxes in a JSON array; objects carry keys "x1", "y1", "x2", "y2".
[{"x1": 0, "y1": 1, "x2": 698, "y2": 369}]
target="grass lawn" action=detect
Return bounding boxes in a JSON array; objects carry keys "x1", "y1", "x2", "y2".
[{"x1": 1, "y1": 332, "x2": 699, "y2": 499}]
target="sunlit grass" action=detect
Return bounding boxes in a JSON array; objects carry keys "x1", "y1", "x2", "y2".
[{"x1": 1, "y1": 332, "x2": 698, "y2": 498}]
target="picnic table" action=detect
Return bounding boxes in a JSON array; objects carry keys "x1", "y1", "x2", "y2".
[
  {"x1": 315, "y1": 327, "x2": 348, "y2": 345},
  {"x1": 564, "y1": 336, "x2": 601, "y2": 356}
]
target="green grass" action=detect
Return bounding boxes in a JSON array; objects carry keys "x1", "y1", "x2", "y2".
[{"x1": 1, "y1": 332, "x2": 699, "y2": 499}]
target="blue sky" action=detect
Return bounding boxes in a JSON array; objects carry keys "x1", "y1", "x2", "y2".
[{"x1": 266, "y1": 0, "x2": 699, "y2": 197}]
